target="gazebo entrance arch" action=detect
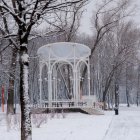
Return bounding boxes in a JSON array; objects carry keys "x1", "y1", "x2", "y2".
[
  {"x1": 51, "y1": 61, "x2": 74, "y2": 100},
  {"x1": 37, "y1": 42, "x2": 94, "y2": 108}
]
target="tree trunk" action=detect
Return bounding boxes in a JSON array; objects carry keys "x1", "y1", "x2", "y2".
[
  {"x1": 20, "y1": 44, "x2": 32, "y2": 140},
  {"x1": 7, "y1": 47, "x2": 18, "y2": 114},
  {"x1": 126, "y1": 64, "x2": 130, "y2": 107},
  {"x1": 115, "y1": 82, "x2": 119, "y2": 108},
  {"x1": 126, "y1": 90, "x2": 130, "y2": 107},
  {"x1": 136, "y1": 65, "x2": 140, "y2": 106},
  {"x1": 7, "y1": 79, "x2": 14, "y2": 114}
]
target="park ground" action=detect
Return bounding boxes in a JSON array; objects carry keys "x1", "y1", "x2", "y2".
[{"x1": 0, "y1": 105, "x2": 140, "y2": 140}]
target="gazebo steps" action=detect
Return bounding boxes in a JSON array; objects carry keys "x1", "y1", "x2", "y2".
[
  {"x1": 31, "y1": 107, "x2": 104, "y2": 115},
  {"x1": 80, "y1": 108, "x2": 104, "y2": 115}
]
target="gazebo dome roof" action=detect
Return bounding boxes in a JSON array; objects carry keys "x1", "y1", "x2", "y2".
[{"x1": 37, "y1": 42, "x2": 91, "y2": 61}]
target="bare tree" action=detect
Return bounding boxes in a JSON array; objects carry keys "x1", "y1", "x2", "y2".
[
  {"x1": 136, "y1": 64, "x2": 140, "y2": 106},
  {"x1": 0, "y1": 0, "x2": 88, "y2": 140},
  {"x1": 0, "y1": 6, "x2": 19, "y2": 114},
  {"x1": 80, "y1": 0, "x2": 134, "y2": 94}
]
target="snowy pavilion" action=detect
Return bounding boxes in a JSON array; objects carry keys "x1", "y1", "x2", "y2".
[{"x1": 36, "y1": 42, "x2": 98, "y2": 109}]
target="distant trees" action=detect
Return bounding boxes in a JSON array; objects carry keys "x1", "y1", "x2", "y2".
[
  {"x1": 136, "y1": 64, "x2": 140, "y2": 106},
  {"x1": 77, "y1": 0, "x2": 139, "y2": 109}
]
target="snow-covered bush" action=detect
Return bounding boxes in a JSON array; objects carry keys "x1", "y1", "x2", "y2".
[
  {"x1": 6, "y1": 114, "x2": 21, "y2": 132},
  {"x1": 32, "y1": 114, "x2": 48, "y2": 128}
]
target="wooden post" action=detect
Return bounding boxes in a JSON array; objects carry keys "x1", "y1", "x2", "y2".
[{"x1": 2, "y1": 85, "x2": 4, "y2": 112}]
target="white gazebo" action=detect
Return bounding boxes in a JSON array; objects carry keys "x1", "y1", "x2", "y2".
[{"x1": 37, "y1": 42, "x2": 94, "y2": 108}]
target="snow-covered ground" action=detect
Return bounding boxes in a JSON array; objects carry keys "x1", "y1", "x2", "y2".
[{"x1": 0, "y1": 106, "x2": 140, "y2": 140}]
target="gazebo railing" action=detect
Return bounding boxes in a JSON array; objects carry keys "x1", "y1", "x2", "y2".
[{"x1": 31, "y1": 100, "x2": 103, "y2": 110}]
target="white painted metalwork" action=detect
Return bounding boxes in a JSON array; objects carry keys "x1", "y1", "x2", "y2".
[{"x1": 37, "y1": 42, "x2": 92, "y2": 108}]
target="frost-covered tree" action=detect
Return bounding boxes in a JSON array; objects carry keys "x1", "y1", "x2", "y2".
[
  {"x1": 88, "y1": 0, "x2": 137, "y2": 109},
  {"x1": 0, "y1": 0, "x2": 88, "y2": 140}
]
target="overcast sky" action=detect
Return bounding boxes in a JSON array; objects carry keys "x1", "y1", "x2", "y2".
[{"x1": 79, "y1": 0, "x2": 140, "y2": 36}]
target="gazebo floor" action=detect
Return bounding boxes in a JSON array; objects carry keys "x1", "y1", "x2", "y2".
[{"x1": 31, "y1": 106, "x2": 104, "y2": 115}]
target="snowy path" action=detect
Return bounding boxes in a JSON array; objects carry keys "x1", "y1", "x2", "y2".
[
  {"x1": 0, "y1": 106, "x2": 140, "y2": 140},
  {"x1": 104, "y1": 107, "x2": 140, "y2": 140},
  {"x1": 32, "y1": 113, "x2": 113, "y2": 140}
]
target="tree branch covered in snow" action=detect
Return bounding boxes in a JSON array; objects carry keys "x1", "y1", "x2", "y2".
[{"x1": 0, "y1": 0, "x2": 89, "y2": 140}]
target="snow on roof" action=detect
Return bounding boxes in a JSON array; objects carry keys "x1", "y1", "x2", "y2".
[{"x1": 37, "y1": 42, "x2": 91, "y2": 61}]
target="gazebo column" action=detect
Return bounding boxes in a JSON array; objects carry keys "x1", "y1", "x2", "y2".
[
  {"x1": 39, "y1": 63, "x2": 43, "y2": 105},
  {"x1": 48, "y1": 71, "x2": 52, "y2": 107},
  {"x1": 88, "y1": 59, "x2": 91, "y2": 97},
  {"x1": 73, "y1": 69, "x2": 77, "y2": 106},
  {"x1": 75, "y1": 70, "x2": 79, "y2": 106},
  {"x1": 73, "y1": 69, "x2": 79, "y2": 106},
  {"x1": 48, "y1": 46, "x2": 52, "y2": 107},
  {"x1": 78, "y1": 69, "x2": 81, "y2": 101},
  {"x1": 73, "y1": 46, "x2": 78, "y2": 106},
  {"x1": 53, "y1": 65, "x2": 57, "y2": 102},
  {"x1": 88, "y1": 72, "x2": 90, "y2": 97}
]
